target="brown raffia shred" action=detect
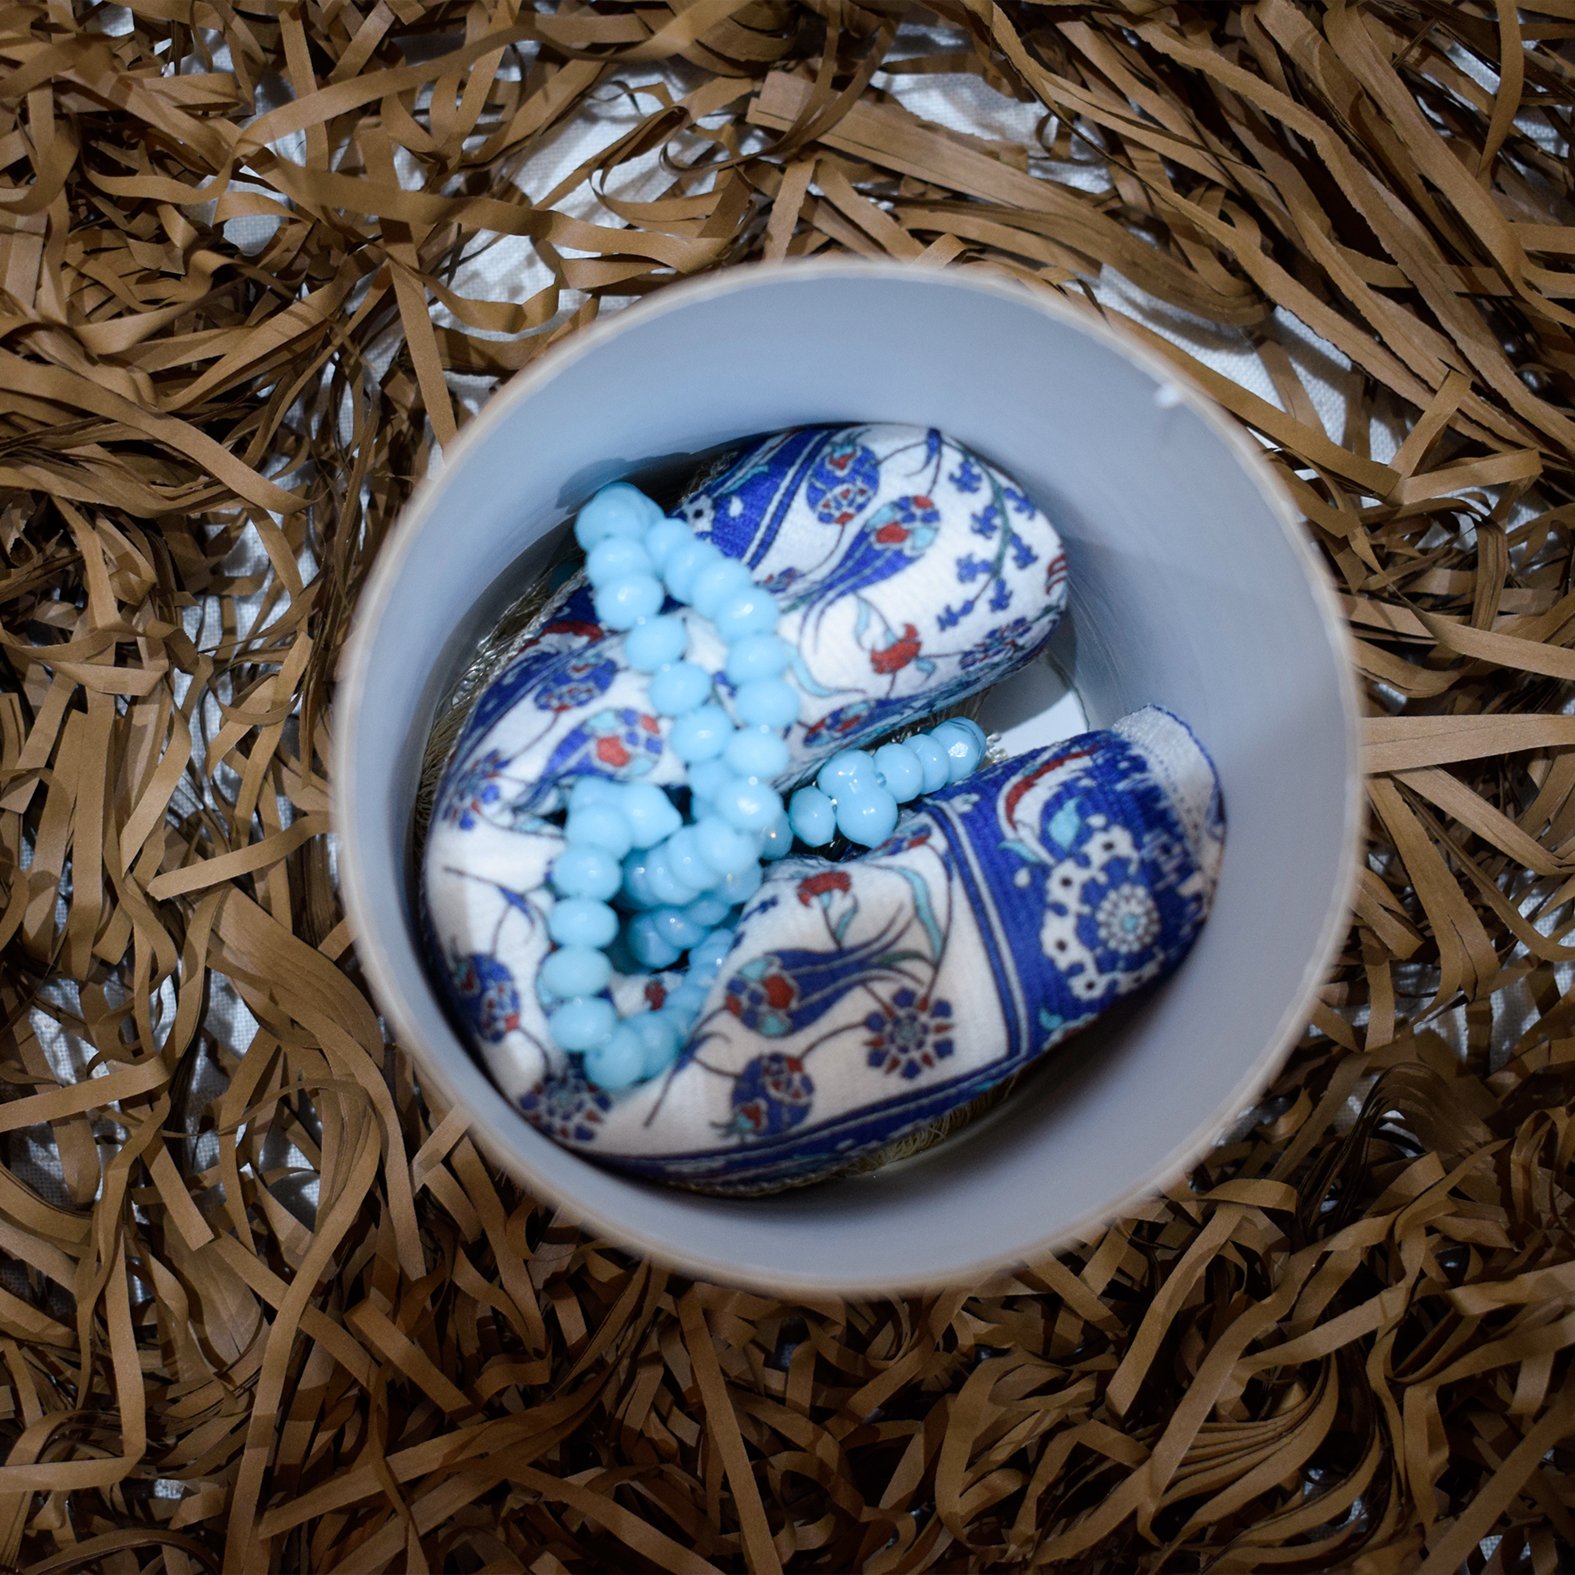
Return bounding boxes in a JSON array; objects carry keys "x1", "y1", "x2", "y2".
[{"x1": 3, "y1": 1, "x2": 1575, "y2": 1569}]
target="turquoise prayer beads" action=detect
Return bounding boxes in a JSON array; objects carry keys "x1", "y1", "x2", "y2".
[
  {"x1": 785, "y1": 719, "x2": 987, "y2": 853},
  {"x1": 538, "y1": 483, "x2": 990, "y2": 1093}
]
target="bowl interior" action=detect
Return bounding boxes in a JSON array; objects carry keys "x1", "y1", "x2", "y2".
[{"x1": 335, "y1": 263, "x2": 1360, "y2": 1295}]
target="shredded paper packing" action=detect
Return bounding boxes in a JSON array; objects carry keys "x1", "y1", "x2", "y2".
[{"x1": 2, "y1": 3, "x2": 1574, "y2": 1569}]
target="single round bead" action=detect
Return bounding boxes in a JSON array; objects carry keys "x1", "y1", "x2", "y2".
[
  {"x1": 548, "y1": 997, "x2": 615, "y2": 1053},
  {"x1": 760, "y1": 810, "x2": 793, "y2": 861},
  {"x1": 690, "y1": 558, "x2": 754, "y2": 621},
  {"x1": 548, "y1": 897, "x2": 619, "y2": 949},
  {"x1": 538, "y1": 945, "x2": 611, "y2": 1002},
  {"x1": 873, "y1": 741, "x2": 925, "y2": 803},
  {"x1": 911, "y1": 735, "x2": 951, "y2": 793},
  {"x1": 835, "y1": 785, "x2": 900, "y2": 848},
  {"x1": 933, "y1": 719, "x2": 985, "y2": 782},
  {"x1": 643, "y1": 846, "x2": 702, "y2": 907},
  {"x1": 683, "y1": 893, "x2": 732, "y2": 928},
  {"x1": 568, "y1": 775, "x2": 620, "y2": 811},
  {"x1": 788, "y1": 785, "x2": 837, "y2": 846},
  {"x1": 649, "y1": 660, "x2": 712, "y2": 717},
  {"x1": 690, "y1": 928, "x2": 734, "y2": 978},
  {"x1": 656, "y1": 1001, "x2": 692, "y2": 1037},
  {"x1": 688, "y1": 756, "x2": 733, "y2": 808},
  {"x1": 714, "y1": 861, "x2": 763, "y2": 907},
  {"x1": 669, "y1": 703, "x2": 731, "y2": 763},
  {"x1": 662, "y1": 537, "x2": 722, "y2": 602},
  {"x1": 724, "y1": 633, "x2": 792, "y2": 687},
  {"x1": 650, "y1": 905, "x2": 706, "y2": 952},
  {"x1": 949, "y1": 717, "x2": 989, "y2": 754},
  {"x1": 619, "y1": 854, "x2": 662, "y2": 910},
  {"x1": 585, "y1": 534, "x2": 652, "y2": 589},
  {"x1": 666, "y1": 980, "x2": 710, "y2": 1022},
  {"x1": 735, "y1": 677, "x2": 798, "y2": 729},
  {"x1": 816, "y1": 748, "x2": 877, "y2": 800},
  {"x1": 574, "y1": 484, "x2": 649, "y2": 551},
  {"x1": 622, "y1": 782, "x2": 682, "y2": 848},
  {"x1": 565, "y1": 800, "x2": 634, "y2": 859},
  {"x1": 551, "y1": 844, "x2": 621, "y2": 901},
  {"x1": 625, "y1": 614, "x2": 687, "y2": 673},
  {"x1": 695, "y1": 816, "x2": 756, "y2": 878},
  {"x1": 723, "y1": 725, "x2": 790, "y2": 781},
  {"x1": 585, "y1": 1024, "x2": 644, "y2": 1090},
  {"x1": 716, "y1": 777, "x2": 783, "y2": 834},
  {"x1": 714, "y1": 591, "x2": 778, "y2": 644},
  {"x1": 595, "y1": 574, "x2": 663, "y2": 631},
  {"x1": 644, "y1": 517, "x2": 691, "y2": 572},
  {"x1": 633, "y1": 1013, "x2": 683, "y2": 1078},
  {"x1": 627, "y1": 913, "x2": 683, "y2": 970},
  {"x1": 666, "y1": 826, "x2": 717, "y2": 897}
]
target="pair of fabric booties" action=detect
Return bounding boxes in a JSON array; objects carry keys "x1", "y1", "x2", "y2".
[{"x1": 422, "y1": 425, "x2": 1225, "y2": 1193}]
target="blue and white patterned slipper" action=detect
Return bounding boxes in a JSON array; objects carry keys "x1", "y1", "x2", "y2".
[{"x1": 422, "y1": 425, "x2": 1223, "y2": 1191}]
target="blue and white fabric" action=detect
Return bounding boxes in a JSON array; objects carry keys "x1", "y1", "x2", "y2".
[
  {"x1": 439, "y1": 425, "x2": 1069, "y2": 815},
  {"x1": 422, "y1": 424, "x2": 1225, "y2": 1190}
]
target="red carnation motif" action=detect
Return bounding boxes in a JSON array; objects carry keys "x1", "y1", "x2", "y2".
[
  {"x1": 797, "y1": 870, "x2": 852, "y2": 905},
  {"x1": 871, "y1": 623, "x2": 921, "y2": 675},
  {"x1": 595, "y1": 736, "x2": 630, "y2": 767},
  {"x1": 875, "y1": 522, "x2": 909, "y2": 545}
]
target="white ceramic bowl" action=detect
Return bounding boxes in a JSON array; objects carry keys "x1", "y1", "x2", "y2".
[{"x1": 333, "y1": 261, "x2": 1361, "y2": 1296}]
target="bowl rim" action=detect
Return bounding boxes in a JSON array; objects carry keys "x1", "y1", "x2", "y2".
[{"x1": 331, "y1": 257, "x2": 1365, "y2": 1295}]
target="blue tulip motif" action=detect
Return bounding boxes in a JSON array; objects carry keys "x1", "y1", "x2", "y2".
[
  {"x1": 789, "y1": 494, "x2": 942, "y2": 645},
  {"x1": 804, "y1": 436, "x2": 881, "y2": 526},
  {"x1": 682, "y1": 428, "x2": 833, "y2": 565},
  {"x1": 530, "y1": 651, "x2": 617, "y2": 714},
  {"x1": 720, "y1": 922, "x2": 924, "y2": 1039},
  {"x1": 722, "y1": 1053, "x2": 815, "y2": 1140}
]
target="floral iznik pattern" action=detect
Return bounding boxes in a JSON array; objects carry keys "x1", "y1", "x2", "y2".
[
  {"x1": 431, "y1": 424, "x2": 1068, "y2": 830},
  {"x1": 680, "y1": 426, "x2": 1067, "y2": 703},
  {"x1": 420, "y1": 425, "x2": 1222, "y2": 1192},
  {"x1": 425, "y1": 698, "x2": 1224, "y2": 1193}
]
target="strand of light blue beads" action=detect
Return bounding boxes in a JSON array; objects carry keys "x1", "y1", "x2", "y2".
[{"x1": 539, "y1": 482, "x2": 988, "y2": 1092}]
